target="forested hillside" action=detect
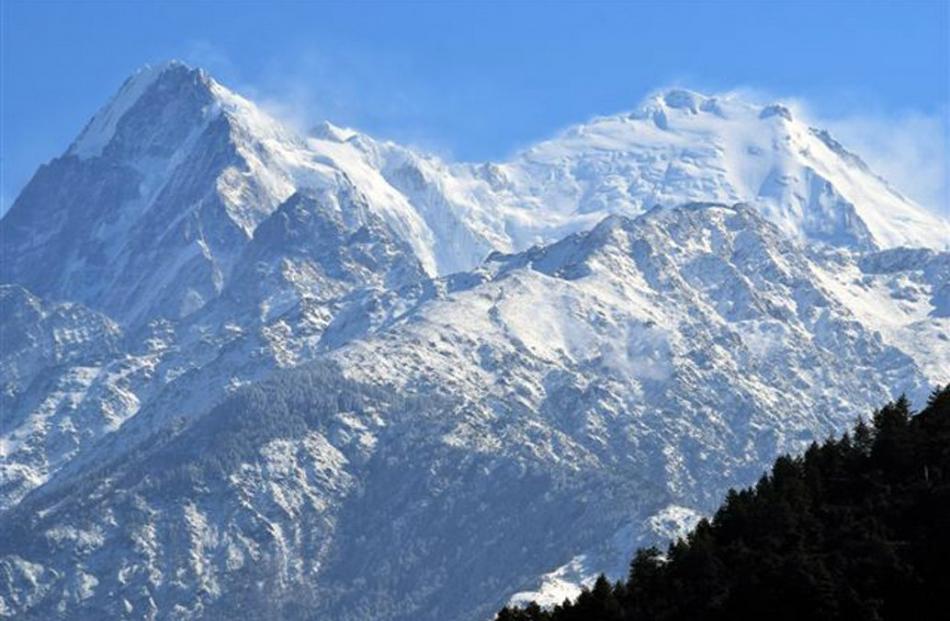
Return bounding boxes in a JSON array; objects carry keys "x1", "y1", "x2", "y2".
[{"x1": 499, "y1": 385, "x2": 950, "y2": 621}]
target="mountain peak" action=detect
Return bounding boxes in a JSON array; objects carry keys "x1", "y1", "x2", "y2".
[
  {"x1": 493, "y1": 202, "x2": 769, "y2": 283},
  {"x1": 628, "y1": 88, "x2": 802, "y2": 126},
  {"x1": 3, "y1": 60, "x2": 947, "y2": 621},
  {"x1": 309, "y1": 120, "x2": 358, "y2": 143},
  {"x1": 68, "y1": 61, "x2": 217, "y2": 159},
  {"x1": 759, "y1": 103, "x2": 793, "y2": 121},
  {"x1": 658, "y1": 88, "x2": 708, "y2": 113}
]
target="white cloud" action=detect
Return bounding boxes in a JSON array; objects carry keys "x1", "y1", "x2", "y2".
[
  {"x1": 816, "y1": 110, "x2": 948, "y2": 217},
  {"x1": 6, "y1": 37, "x2": 946, "y2": 229},
  {"x1": 108, "y1": 47, "x2": 950, "y2": 220},
  {"x1": 176, "y1": 42, "x2": 455, "y2": 160},
  {"x1": 701, "y1": 86, "x2": 948, "y2": 218},
  {"x1": 181, "y1": 40, "x2": 239, "y2": 79}
]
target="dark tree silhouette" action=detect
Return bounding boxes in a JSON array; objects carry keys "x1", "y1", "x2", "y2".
[{"x1": 499, "y1": 384, "x2": 950, "y2": 621}]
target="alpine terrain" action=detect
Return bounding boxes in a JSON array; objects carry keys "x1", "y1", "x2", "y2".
[{"x1": 0, "y1": 61, "x2": 947, "y2": 620}]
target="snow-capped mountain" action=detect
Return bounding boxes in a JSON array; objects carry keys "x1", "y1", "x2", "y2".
[
  {"x1": 0, "y1": 61, "x2": 947, "y2": 620},
  {"x1": 3, "y1": 63, "x2": 946, "y2": 329}
]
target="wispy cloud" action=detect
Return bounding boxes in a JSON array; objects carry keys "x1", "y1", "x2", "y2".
[
  {"x1": 703, "y1": 86, "x2": 948, "y2": 217},
  {"x1": 172, "y1": 46, "x2": 949, "y2": 218},
  {"x1": 816, "y1": 109, "x2": 948, "y2": 216},
  {"x1": 181, "y1": 40, "x2": 240, "y2": 80},
  {"x1": 179, "y1": 41, "x2": 455, "y2": 159}
]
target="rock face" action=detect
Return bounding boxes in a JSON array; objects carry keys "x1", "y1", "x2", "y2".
[{"x1": 0, "y1": 62, "x2": 947, "y2": 620}]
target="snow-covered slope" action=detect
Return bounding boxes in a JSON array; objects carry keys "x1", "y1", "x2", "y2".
[
  {"x1": 0, "y1": 286, "x2": 127, "y2": 508},
  {"x1": 494, "y1": 91, "x2": 949, "y2": 251},
  {"x1": 0, "y1": 62, "x2": 947, "y2": 620},
  {"x1": 0, "y1": 182, "x2": 428, "y2": 512},
  {"x1": 0, "y1": 62, "x2": 437, "y2": 328},
  {"x1": 353, "y1": 88, "x2": 950, "y2": 265},
  {"x1": 1, "y1": 204, "x2": 940, "y2": 620},
  {"x1": 2, "y1": 65, "x2": 946, "y2": 331}
]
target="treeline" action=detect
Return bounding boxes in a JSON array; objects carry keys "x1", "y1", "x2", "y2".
[{"x1": 499, "y1": 385, "x2": 950, "y2": 621}]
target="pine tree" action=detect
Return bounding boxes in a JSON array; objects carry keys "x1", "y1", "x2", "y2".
[{"x1": 498, "y1": 384, "x2": 950, "y2": 621}]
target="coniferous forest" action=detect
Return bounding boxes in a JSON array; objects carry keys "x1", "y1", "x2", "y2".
[{"x1": 498, "y1": 385, "x2": 950, "y2": 621}]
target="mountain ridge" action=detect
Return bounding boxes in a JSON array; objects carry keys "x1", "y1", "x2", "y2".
[
  {"x1": 0, "y1": 62, "x2": 947, "y2": 620},
  {"x1": 3, "y1": 62, "x2": 947, "y2": 328}
]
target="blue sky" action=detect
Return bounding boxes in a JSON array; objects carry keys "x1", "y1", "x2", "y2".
[{"x1": 2, "y1": 0, "x2": 948, "y2": 213}]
